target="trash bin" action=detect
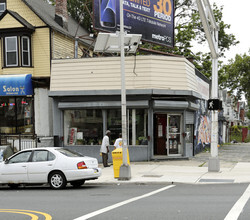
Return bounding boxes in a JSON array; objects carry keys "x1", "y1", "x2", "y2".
[{"x1": 112, "y1": 148, "x2": 130, "y2": 178}]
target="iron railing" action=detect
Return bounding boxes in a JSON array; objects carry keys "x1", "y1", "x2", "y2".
[{"x1": 0, "y1": 134, "x2": 37, "y2": 152}]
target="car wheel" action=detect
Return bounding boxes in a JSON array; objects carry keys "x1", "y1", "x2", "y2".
[
  {"x1": 8, "y1": 184, "x2": 20, "y2": 189},
  {"x1": 70, "y1": 180, "x2": 85, "y2": 188},
  {"x1": 49, "y1": 171, "x2": 67, "y2": 189}
]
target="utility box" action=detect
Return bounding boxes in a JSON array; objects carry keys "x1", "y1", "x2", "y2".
[{"x1": 112, "y1": 148, "x2": 130, "y2": 178}]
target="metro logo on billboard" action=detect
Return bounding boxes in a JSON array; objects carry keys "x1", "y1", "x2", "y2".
[{"x1": 93, "y1": 0, "x2": 175, "y2": 47}]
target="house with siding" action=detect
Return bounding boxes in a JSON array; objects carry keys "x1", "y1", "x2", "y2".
[{"x1": 0, "y1": 0, "x2": 92, "y2": 148}]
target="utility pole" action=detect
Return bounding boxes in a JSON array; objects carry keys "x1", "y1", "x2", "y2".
[
  {"x1": 118, "y1": 0, "x2": 131, "y2": 180},
  {"x1": 196, "y1": 0, "x2": 220, "y2": 172}
]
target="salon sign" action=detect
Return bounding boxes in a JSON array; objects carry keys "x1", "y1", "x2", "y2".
[{"x1": 0, "y1": 74, "x2": 33, "y2": 96}]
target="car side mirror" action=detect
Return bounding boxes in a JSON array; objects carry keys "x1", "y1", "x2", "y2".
[{"x1": 4, "y1": 158, "x2": 9, "y2": 164}]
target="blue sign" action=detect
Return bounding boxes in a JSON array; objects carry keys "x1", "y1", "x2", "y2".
[
  {"x1": 0, "y1": 74, "x2": 33, "y2": 96},
  {"x1": 94, "y1": 0, "x2": 174, "y2": 47}
]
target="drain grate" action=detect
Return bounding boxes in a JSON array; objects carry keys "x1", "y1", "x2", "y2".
[
  {"x1": 199, "y1": 179, "x2": 234, "y2": 183},
  {"x1": 142, "y1": 175, "x2": 163, "y2": 178}
]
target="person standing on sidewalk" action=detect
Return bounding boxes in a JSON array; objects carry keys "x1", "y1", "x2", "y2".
[
  {"x1": 100, "y1": 130, "x2": 111, "y2": 167},
  {"x1": 114, "y1": 133, "x2": 123, "y2": 149}
]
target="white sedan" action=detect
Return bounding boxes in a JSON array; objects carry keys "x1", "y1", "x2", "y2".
[{"x1": 0, "y1": 147, "x2": 101, "y2": 189}]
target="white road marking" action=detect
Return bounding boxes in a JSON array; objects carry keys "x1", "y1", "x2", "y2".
[
  {"x1": 74, "y1": 185, "x2": 175, "y2": 220},
  {"x1": 224, "y1": 184, "x2": 250, "y2": 220}
]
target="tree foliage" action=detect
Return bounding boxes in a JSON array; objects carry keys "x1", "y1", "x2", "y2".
[
  {"x1": 220, "y1": 52, "x2": 250, "y2": 103},
  {"x1": 141, "y1": 1, "x2": 239, "y2": 79},
  {"x1": 67, "y1": 0, "x2": 93, "y2": 33},
  {"x1": 247, "y1": 110, "x2": 250, "y2": 120},
  {"x1": 47, "y1": 0, "x2": 93, "y2": 32}
]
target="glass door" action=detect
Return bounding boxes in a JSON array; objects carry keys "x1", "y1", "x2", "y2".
[{"x1": 167, "y1": 114, "x2": 182, "y2": 155}]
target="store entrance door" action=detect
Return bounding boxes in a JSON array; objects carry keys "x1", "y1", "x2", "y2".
[
  {"x1": 154, "y1": 114, "x2": 183, "y2": 156},
  {"x1": 154, "y1": 114, "x2": 167, "y2": 155}
]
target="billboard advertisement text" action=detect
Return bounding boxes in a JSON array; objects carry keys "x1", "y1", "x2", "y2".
[{"x1": 93, "y1": 0, "x2": 174, "y2": 47}]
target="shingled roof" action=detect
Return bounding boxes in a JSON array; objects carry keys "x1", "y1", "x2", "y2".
[{"x1": 22, "y1": 0, "x2": 93, "y2": 47}]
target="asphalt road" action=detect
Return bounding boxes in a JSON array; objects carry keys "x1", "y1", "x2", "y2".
[
  {"x1": 1, "y1": 183, "x2": 250, "y2": 220},
  {"x1": 1, "y1": 143, "x2": 250, "y2": 219}
]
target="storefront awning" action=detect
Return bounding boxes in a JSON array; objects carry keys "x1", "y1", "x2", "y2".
[{"x1": 0, "y1": 74, "x2": 33, "y2": 96}]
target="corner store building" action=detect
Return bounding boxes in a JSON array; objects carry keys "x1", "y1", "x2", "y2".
[{"x1": 49, "y1": 55, "x2": 210, "y2": 162}]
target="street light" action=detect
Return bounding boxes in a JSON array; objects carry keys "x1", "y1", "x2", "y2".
[
  {"x1": 94, "y1": 1, "x2": 141, "y2": 180},
  {"x1": 118, "y1": 0, "x2": 130, "y2": 180},
  {"x1": 196, "y1": 0, "x2": 220, "y2": 172}
]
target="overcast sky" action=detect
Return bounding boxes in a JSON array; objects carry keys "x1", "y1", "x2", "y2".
[{"x1": 210, "y1": 0, "x2": 250, "y2": 61}]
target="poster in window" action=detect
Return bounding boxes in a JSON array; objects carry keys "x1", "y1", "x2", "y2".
[{"x1": 68, "y1": 127, "x2": 77, "y2": 145}]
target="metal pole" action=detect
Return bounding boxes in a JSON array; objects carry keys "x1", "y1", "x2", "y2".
[
  {"x1": 119, "y1": 0, "x2": 131, "y2": 180},
  {"x1": 208, "y1": 28, "x2": 220, "y2": 172},
  {"x1": 196, "y1": 0, "x2": 220, "y2": 172}
]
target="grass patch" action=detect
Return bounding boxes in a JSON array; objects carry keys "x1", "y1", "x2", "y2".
[
  {"x1": 199, "y1": 162, "x2": 206, "y2": 167},
  {"x1": 202, "y1": 147, "x2": 210, "y2": 152}
]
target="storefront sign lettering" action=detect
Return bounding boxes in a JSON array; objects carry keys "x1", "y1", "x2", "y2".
[
  {"x1": 3, "y1": 85, "x2": 19, "y2": 93},
  {"x1": 1, "y1": 85, "x2": 26, "y2": 95},
  {"x1": 0, "y1": 74, "x2": 33, "y2": 96}
]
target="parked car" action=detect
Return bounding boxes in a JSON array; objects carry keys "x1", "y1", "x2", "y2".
[{"x1": 0, "y1": 147, "x2": 101, "y2": 189}]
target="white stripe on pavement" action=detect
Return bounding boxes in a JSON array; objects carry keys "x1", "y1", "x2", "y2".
[
  {"x1": 74, "y1": 185, "x2": 175, "y2": 220},
  {"x1": 224, "y1": 184, "x2": 250, "y2": 220}
]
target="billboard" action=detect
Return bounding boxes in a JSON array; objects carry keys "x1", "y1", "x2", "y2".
[{"x1": 93, "y1": 0, "x2": 174, "y2": 47}]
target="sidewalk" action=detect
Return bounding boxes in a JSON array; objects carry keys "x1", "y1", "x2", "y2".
[{"x1": 87, "y1": 144, "x2": 250, "y2": 185}]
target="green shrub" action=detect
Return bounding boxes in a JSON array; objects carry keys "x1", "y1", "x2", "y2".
[
  {"x1": 244, "y1": 135, "x2": 250, "y2": 143},
  {"x1": 231, "y1": 125, "x2": 241, "y2": 134},
  {"x1": 230, "y1": 135, "x2": 242, "y2": 143}
]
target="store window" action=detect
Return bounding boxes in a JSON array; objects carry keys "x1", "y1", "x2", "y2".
[
  {"x1": 64, "y1": 110, "x2": 103, "y2": 145},
  {"x1": 128, "y1": 109, "x2": 148, "y2": 145},
  {"x1": 185, "y1": 124, "x2": 194, "y2": 144},
  {"x1": 64, "y1": 108, "x2": 148, "y2": 146},
  {"x1": 107, "y1": 109, "x2": 121, "y2": 145},
  {"x1": 107, "y1": 109, "x2": 148, "y2": 145},
  {"x1": 0, "y1": 97, "x2": 34, "y2": 134}
]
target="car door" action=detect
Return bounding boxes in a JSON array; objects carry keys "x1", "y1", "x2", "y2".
[
  {"x1": 27, "y1": 150, "x2": 56, "y2": 183},
  {"x1": 1, "y1": 151, "x2": 32, "y2": 183}
]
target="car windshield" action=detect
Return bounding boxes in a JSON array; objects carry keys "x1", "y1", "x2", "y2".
[{"x1": 56, "y1": 148, "x2": 83, "y2": 157}]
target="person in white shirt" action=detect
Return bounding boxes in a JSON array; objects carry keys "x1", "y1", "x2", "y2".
[
  {"x1": 114, "y1": 133, "x2": 123, "y2": 149},
  {"x1": 100, "y1": 130, "x2": 111, "y2": 167}
]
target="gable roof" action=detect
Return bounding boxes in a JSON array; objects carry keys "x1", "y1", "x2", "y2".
[
  {"x1": 8, "y1": 10, "x2": 35, "y2": 30},
  {"x1": 22, "y1": 0, "x2": 93, "y2": 47},
  {"x1": 0, "y1": 9, "x2": 35, "y2": 35}
]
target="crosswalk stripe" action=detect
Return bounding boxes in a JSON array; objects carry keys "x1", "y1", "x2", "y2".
[
  {"x1": 74, "y1": 185, "x2": 175, "y2": 220},
  {"x1": 224, "y1": 184, "x2": 250, "y2": 220}
]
